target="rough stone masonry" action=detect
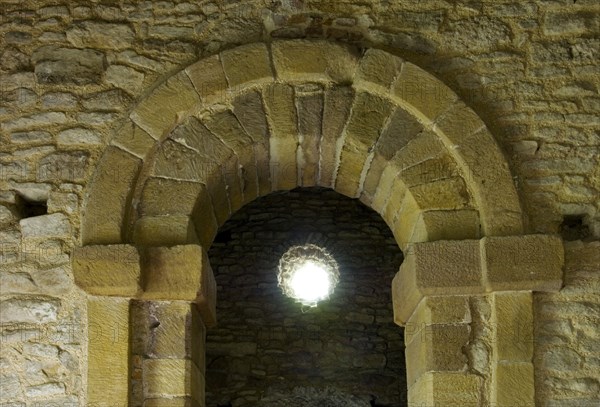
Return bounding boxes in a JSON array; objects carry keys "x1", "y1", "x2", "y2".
[{"x1": 0, "y1": 1, "x2": 599, "y2": 406}]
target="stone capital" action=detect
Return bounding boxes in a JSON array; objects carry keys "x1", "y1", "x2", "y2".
[
  {"x1": 72, "y1": 243, "x2": 217, "y2": 327},
  {"x1": 392, "y1": 234, "x2": 564, "y2": 325}
]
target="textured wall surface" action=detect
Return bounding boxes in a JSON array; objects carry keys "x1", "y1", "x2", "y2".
[
  {"x1": 0, "y1": 1, "x2": 598, "y2": 406},
  {"x1": 206, "y1": 187, "x2": 404, "y2": 406},
  {"x1": 534, "y1": 241, "x2": 600, "y2": 407}
]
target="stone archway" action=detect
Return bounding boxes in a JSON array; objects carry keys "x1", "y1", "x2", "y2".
[{"x1": 72, "y1": 40, "x2": 564, "y2": 407}]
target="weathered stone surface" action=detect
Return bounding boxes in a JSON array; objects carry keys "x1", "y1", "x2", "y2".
[
  {"x1": 371, "y1": 164, "x2": 399, "y2": 214},
  {"x1": 336, "y1": 92, "x2": 394, "y2": 196},
  {"x1": 25, "y1": 382, "x2": 65, "y2": 398},
  {"x1": 133, "y1": 215, "x2": 199, "y2": 247},
  {"x1": 139, "y1": 177, "x2": 204, "y2": 217},
  {"x1": 414, "y1": 240, "x2": 483, "y2": 292},
  {"x1": 296, "y1": 86, "x2": 324, "y2": 187},
  {"x1": 406, "y1": 323, "x2": 470, "y2": 384},
  {"x1": 0, "y1": 299, "x2": 59, "y2": 324},
  {"x1": 383, "y1": 177, "x2": 407, "y2": 224},
  {"x1": 377, "y1": 107, "x2": 425, "y2": 160},
  {"x1": 57, "y1": 127, "x2": 102, "y2": 146},
  {"x1": 20, "y1": 213, "x2": 71, "y2": 242},
  {"x1": 434, "y1": 108, "x2": 524, "y2": 236},
  {"x1": 495, "y1": 362, "x2": 535, "y2": 407},
  {"x1": 543, "y1": 11, "x2": 599, "y2": 36},
  {"x1": 233, "y1": 90, "x2": 272, "y2": 195},
  {"x1": 389, "y1": 131, "x2": 445, "y2": 172},
  {"x1": 10, "y1": 182, "x2": 52, "y2": 202},
  {"x1": 483, "y1": 234, "x2": 564, "y2": 291},
  {"x1": 221, "y1": 43, "x2": 273, "y2": 87},
  {"x1": 148, "y1": 25, "x2": 195, "y2": 40},
  {"x1": 272, "y1": 40, "x2": 360, "y2": 83},
  {"x1": 263, "y1": 83, "x2": 298, "y2": 191},
  {"x1": 105, "y1": 64, "x2": 145, "y2": 95},
  {"x1": 87, "y1": 297, "x2": 130, "y2": 406},
  {"x1": 344, "y1": 92, "x2": 395, "y2": 152},
  {"x1": 72, "y1": 245, "x2": 141, "y2": 296},
  {"x1": 32, "y1": 46, "x2": 106, "y2": 85},
  {"x1": 111, "y1": 121, "x2": 155, "y2": 159},
  {"x1": 82, "y1": 89, "x2": 132, "y2": 111},
  {"x1": 0, "y1": 374, "x2": 23, "y2": 399},
  {"x1": 320, "y1": 86, "x2": 354, "y2": 187},
  {"x1": 10, "y1": 130, "x2": 52, "y2": 144},
  {"x1": 0, "y1": 205, "x2": 15, "y2": 225},
  {"x1": 0, "y1": 265, "x2": 71, "y2": 296},
  {"x1": 409, "y1": 176, "x2": 470, "y2": 210},
  {"x1": 393, "y1": 239, "x2": 483, "y2": 325},
  {"x1": 37, "y1": 151, "x2": 90, "y2": 183},
  {"x1": 191, "y1": 189, "x2": 219, "y2": 248},
  {"x1": 400, "y1": 154, "x2": 458, "y2": 187},
  {"x1": 141, "y1": 245, "x2": 216, "y2": 326},
  {"x1": 393, "y1": 63, "x2": 457, "y2": 121},
  {"x1": 130, "y1": 71, "x2": 200, "y2": 139},
  {"x1": 232, "y1": 90, "x2": 269, "y2": 145},
  {"x1": 494, "y1": 292, "x2": 533, "y2": 362},
  {"x1": 202, "y1": 109, "x2": 257, "y2": 206},
  {"x1": 41, "y1": 92, "x2": 78, "y2": 109},
  {"x1": 411, "y1": 209, "x2": 481, "y2": 243},
  {"x1": 409, "y1": 372, "x2": 482, "y2": 406},
  {"x1": 152, "y1": 137, "x2": 220, "y2": 182},
  {"x1": 336, "y1": 146, "x2": 368, "y2": 198},
  {"x1": 185, "y1": 54, "x2": 228, "y2": 101},
  {"x1": 2, "y1": 112, "x2": 69, "y2": 132},
  {"x1": 356, "y1": 48, "x2": 404, "y2": 88},
  {"x1": 144, "y1": 359, "x2": 192, "y2": 398},
  {"x1": 82, "y1": 146, "x2": 140, "y2": 245},
  {"x1": 66, "y1": 21, "x2": 135, "y2": 49}
]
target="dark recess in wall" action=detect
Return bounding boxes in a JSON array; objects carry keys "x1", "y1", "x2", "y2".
[{"x1": 206, "y1": 187, "x2": 406, "y2": 407}]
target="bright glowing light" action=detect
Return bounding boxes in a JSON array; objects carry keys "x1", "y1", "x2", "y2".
[
  {"x1": 290, "y1": 261, "x2": 331, "y2": 303},
  {"x1": 278, "y1": 244, "x2": 339, "y2": 307}
]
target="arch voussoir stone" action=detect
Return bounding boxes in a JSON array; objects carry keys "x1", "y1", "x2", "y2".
[
  {"x1": 271, "y1": 40, "x2": 360, "y2": 83},
  {"x1": 319, "y1": 85, "x2": 355, "y2": 188},
  {"x1": 221, "y1": 42, "x2": 274, "y2": 88},
  {"x1": 83, "y1": 145, "x2": 141, "y2": 245},
  {"x1": 334, "y1": 91, "x2": 396, "y2": 197},
  {"x1": 130, "y1": 71, "x2": 200, "y2": 140}
]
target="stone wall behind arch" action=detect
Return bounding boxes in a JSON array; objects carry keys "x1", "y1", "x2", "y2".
[
  {"x1": 0, "y1": 1, "x2": 599, "y2": 406},
  {"x1": 206, "y1": 187, "x2": 405, "y2": 406}
]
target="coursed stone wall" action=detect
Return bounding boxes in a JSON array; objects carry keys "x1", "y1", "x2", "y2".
[{"x1": 0, "y1": 1, "x2": 598, "y2": 406}]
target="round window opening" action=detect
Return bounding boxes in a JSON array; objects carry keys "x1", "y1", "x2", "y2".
[{"x1": 277, "y1": 244, "x2": 340, "y2": 307}]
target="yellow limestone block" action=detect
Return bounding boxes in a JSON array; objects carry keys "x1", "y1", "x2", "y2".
[
  {"x1": 87, "y1": 296, "x2": 130, "y2": 407},
  {"x1": 72, "y1": 244, "x2": 141, "y2": 296},
  {"x1": 142, "y1": 245, "x2": 217, "y2": 327}
]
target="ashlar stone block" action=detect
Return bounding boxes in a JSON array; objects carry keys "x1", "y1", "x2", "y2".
[
  {"x1": 320, "y1": 86, "x2": 354, "y2": 187},
  {"x1": 393, "y1": 62, "x2": 458, "y2": 122},
  {"x1": 356, "y1": 48, "x2": 404, "y2": 89},
  {"x1": 82, "y1": 146, "x2": 141, "y2": 245},
  {"x1": 483, "y1": 234, "x2": 564, "y2": 291},
  {"x1": 87, "y1": 297, "x2": 130, "y2": 407},
  {"x1": 221, "y1": 43, "x2": 273, "y2": 87},
  {"x1": 130, "y1": 71, "x2": 200, "y2": 139},
  {"x1": 272, "y1": 40, "x2": 360, "y2": 83},
  {"x1": 73, "y1": 245, "x2": 141, "y2": 296},
  {"x1": 263, "y1": 83, "x2": 298, "y2": 191},
  {"x1": 141, "y1": 245, "x2": 216, "y2": 327}
]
